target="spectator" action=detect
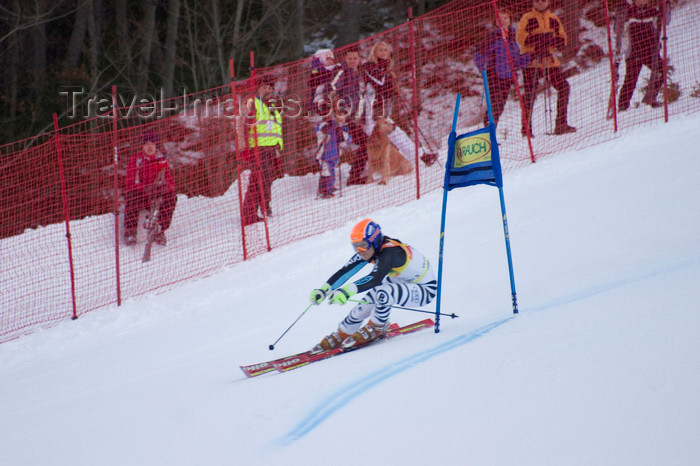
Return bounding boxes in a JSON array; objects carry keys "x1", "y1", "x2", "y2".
[
  {"x1": 124, "y1": 130, "x2": 177, "y2": 246},
  {"x1": 474, "y1": 9, "x2": 531, "y2": 128},
  {"x1": 617, "y1": 0, "x2": 669, "y2": 112},
  {"x1": 315, "y1": 113, "x2": 351, "y2": 199},
  {"x1": 330, "y1": 47, "x2": 369, "y2": 185},
  {"x1": 364, "y1": 41, "x2": 438, "y2": 167},
  {"x1": 364, "y1": 41, "x2": 396, "y2": 121},
  {"x1": 242, "y1": 75, "x2": 282, "y2": 226},
  {"x1": 516, "y1": 0, "x2": 576, "y2": 136},
  {"x1": 308, "y1": 48, "x2": 341, "y2": 121}
]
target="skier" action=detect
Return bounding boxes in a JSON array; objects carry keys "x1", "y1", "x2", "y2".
[{"x1": 309, "y1": 219, "x2": 437, "y2": 352}]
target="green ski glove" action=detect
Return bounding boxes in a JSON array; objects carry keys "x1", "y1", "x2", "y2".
[
  {"x1": 328, "y1": 284, "x2": 357, "y2": 305},
  {"x1": 310, "y1": 283, "x2": 331, "y2": 305}
]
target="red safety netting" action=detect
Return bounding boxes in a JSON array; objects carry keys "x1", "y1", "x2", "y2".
[{"x1": 1, "y1": 0, "x2": 698, "y2": 342}]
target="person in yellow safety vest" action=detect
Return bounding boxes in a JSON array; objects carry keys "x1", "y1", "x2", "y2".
[{"x1": 242, "y1": 75, "x2": 283, "y2": 226}]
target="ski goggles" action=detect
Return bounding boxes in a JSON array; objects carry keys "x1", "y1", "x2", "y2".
[{"x1": 352, "y1": 240, "x2": 371, "y2": 253}]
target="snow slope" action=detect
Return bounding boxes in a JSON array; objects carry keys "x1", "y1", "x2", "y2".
[{"x1": 1, "y1": 113, "x2": 699, "y2": 465}]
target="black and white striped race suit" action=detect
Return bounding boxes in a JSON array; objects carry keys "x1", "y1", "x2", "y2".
[{"x1": 325, "y1": 236, "x2": 437, "y2": 334}]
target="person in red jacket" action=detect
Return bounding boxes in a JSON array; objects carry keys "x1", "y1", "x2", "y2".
[{"x1": 124, "y1": 130, "x2": 176, "y2": 246}]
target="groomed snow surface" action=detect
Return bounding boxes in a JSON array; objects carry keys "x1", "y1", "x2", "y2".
[{"x1": 2, "y1": 113, "x2": 699, "y2": 465}]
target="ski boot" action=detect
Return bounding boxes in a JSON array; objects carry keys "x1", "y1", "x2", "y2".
[
  {"x1": 420, "y1": 152, "x2": 438, "y2": 167},
  {"x1": 341, "y1": 320, "x2": 390, "y2": 350},
  {"x1": 553, "y1": 123, "x2": 577, "y2": 135},
  {"x1": 311, "y1": 329, "x2": 349, "y2": 354},
  {"x1": 154, "y1": 231, "x2": 167, "y2": 246},
  {"x1": 125, "y1": 230, "x2": 137, "y2": 246}
]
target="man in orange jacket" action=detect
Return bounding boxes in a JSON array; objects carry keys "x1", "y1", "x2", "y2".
[{"x1": 517, "y1": 0, "x2": 576, "y2": 137}]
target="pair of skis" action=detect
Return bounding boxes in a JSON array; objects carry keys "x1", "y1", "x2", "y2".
[
  {"x1": 141, "y1": 194, "x2": 163, "y2": 262},
  {"x1": 240, "y1": 318, "x2": 435, "y2": 378},
  {"x1": 130, "y1": 169, "x2": 165, "y2": 263}
]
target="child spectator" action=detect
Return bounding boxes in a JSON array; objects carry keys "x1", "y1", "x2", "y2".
[
  {"x1": 308, "y1": 48, "x2": 341, "y2": 121},
  {"x1": 315, "y1": 113, "x2": 351, "y2": 199}
]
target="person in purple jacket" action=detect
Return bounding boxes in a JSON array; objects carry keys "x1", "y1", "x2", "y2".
[
  {"x1": 330, "y1": 47, "x2": 369, "y2": 185},
  {"x1": 474, "y1": 9, "x2": 531, "y2": 128},
  {"x1": 315, "y1": 113, "x2": 351, "y2": 199}
]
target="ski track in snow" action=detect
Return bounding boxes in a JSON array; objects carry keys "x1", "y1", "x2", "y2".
[
  {"x1": 273, "y1": 249, "x2": 700, "y2": 449},
  {"x1": 274, "y1": 315, "x2": 515, "y2": 447},
  {"x1": 524, "y1": 251, "x2": 700, "y2": 315}
]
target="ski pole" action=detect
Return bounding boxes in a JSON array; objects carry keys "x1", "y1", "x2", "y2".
[
  {"x1": 268, "y1": 303, "x2": 313, "y2": 350},
  {"x1": 348, "y1": 298, "x2": 459, "y2": 318},
  {"x1": 526, "y1": 59, "x2": 540, "y2": 136},
  {"x1": 464, "y1": 85, "x2": 486, "y2": 127},
  {"x1": 543, "y1": 75, "x2": 552, "y2": 134},
  {"x1": 336, "y1": 163, "x2": 343, "y2": 197}
]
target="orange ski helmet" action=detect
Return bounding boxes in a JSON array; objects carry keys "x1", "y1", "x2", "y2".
[{"x1": 350, "y1": 218, "x2": 382, "y2": 253}]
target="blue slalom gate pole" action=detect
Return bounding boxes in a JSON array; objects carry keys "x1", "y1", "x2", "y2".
[
  {"x1": 434, "y1": 94, "x2": 461, "y2": 333},
  {"x1": 498, "y1": 187, "x2": 519, "y2": 314},
  {"x1": 482, "y1": 71, "x2": 519, "y2": 314}
]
